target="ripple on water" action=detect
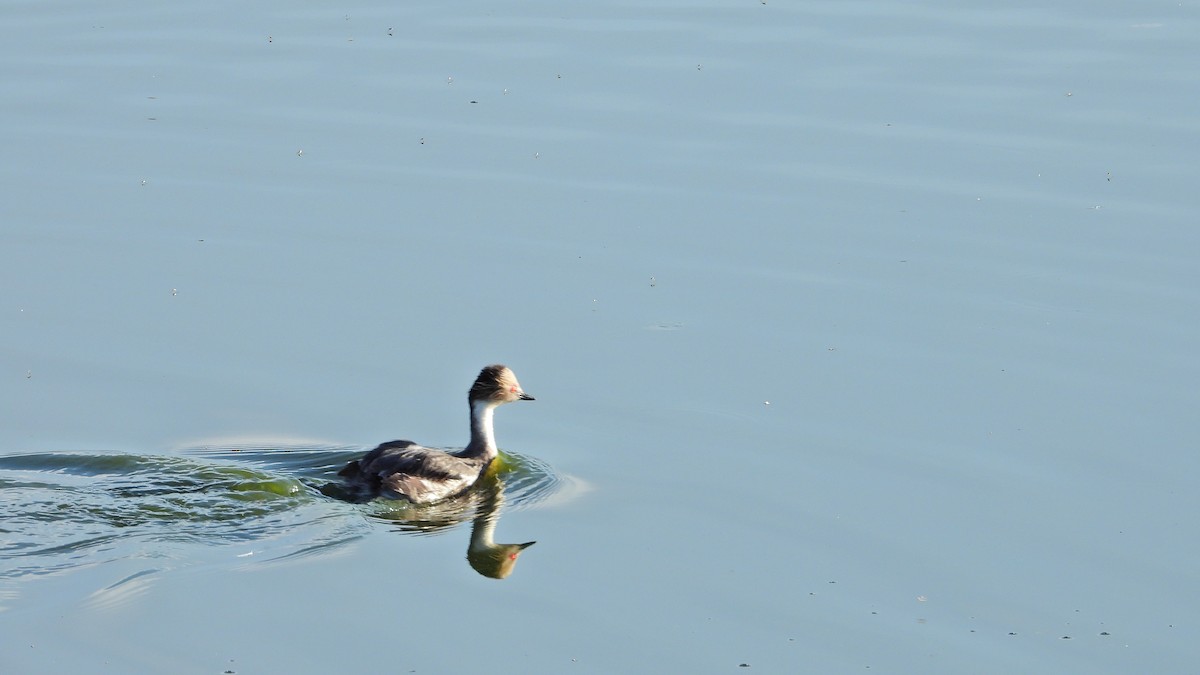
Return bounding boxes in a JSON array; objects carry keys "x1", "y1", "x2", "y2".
[
  {"x1": 0, "y1": 451, "x2": 339, "y2": 586},
  {"x1": 0, "y1": 444, "x2": 565, "y2": 605}
]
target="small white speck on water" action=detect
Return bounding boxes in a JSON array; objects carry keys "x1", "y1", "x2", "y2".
[
  {"x1": 26, "y1": 370, "x2": 32, "y2": 379},
  {"x1": 534, "y1": 151, "x2": 540, "y2": 159},
  {"x1": 503, "y1": 88, "x2": 509, "y2": 95},
  {"x1": 296, "y1": 149, "x2": 303, "y2": 157},
  {"x1": 171, "y1": 288, "x2": 177, "y2": 296},
  {"x1": 764, "y1": 401, "x2": 770, "y2": 406},
  {"x1": 447, "y1": 76, "x2": 453, "y2": 84},
  {"x1": 649, "y1": 276, "x2": 656, "y2": 287},
  {"x1": 140, "y1": 179, "x2": 147, "y2": 186}
]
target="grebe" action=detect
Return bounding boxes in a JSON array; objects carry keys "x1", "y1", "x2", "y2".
[{"x1": 337, "y1": 364, "x2": 534, "y2": 504}]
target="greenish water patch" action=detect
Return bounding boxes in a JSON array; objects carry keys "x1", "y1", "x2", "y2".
[{"x1": 0, "y1": 450, "x2": 340, "y2": 590}]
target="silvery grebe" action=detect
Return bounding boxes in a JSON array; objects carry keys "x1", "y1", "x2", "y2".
[{"x1": 337, "y1": 364, "x2": 534, "y2": 504}]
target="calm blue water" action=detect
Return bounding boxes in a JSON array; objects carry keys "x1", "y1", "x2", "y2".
[{"x1": 3, "y1": 1, "x2": 1198, "y2": 673}]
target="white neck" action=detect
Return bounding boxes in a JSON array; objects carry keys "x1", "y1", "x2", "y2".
[{"x1": 466, "y1": 398, "x2": 498, "y2": 459}]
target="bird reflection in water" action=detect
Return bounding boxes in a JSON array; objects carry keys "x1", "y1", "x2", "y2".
[
  {"x1": 464, "y1": 477, "x2": 535, "y2": 579},
  {"x1": 331, "y1": 472, "x2": 536, "y2": 579}
]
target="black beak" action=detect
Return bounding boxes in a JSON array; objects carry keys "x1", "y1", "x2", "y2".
[{"x1": 519, "y1": 393, "x2": 535, "y2": 401}]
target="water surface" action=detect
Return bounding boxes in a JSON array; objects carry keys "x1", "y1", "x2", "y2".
[{"x1": 2, "y1": 1, "x2": 1198, "y2": 673}]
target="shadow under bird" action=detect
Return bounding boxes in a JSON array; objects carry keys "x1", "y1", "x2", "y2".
[{"x1": 337, "y1": 364, "x2": 534, "y2": 505}]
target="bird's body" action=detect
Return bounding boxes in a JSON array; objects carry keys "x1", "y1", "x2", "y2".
[
  {"x1": 337, "y1": 365, "x2": 533, "y2": 504},
  {"x1": 339, "y1": 439, "x2": 489, "y2": 504}
]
